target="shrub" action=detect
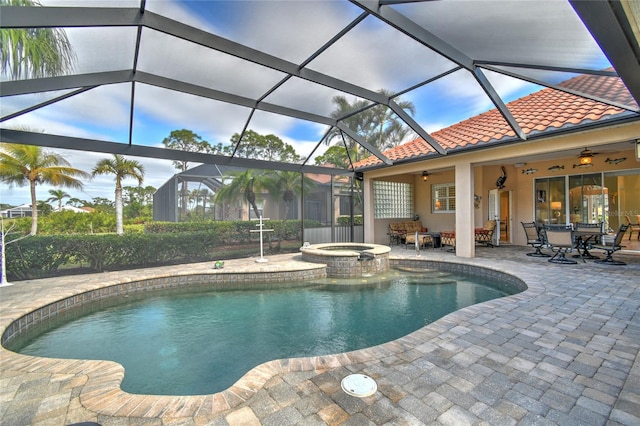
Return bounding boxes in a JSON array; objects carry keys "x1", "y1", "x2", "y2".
[
  {"x1": 337, "y1": 215, "x2": 363, "y2": 225},
  {"x1": 5, "y1": 231, "x2": 224, "y2": 279}
]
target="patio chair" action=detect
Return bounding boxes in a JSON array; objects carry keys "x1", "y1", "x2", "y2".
[
  {"x1": 624, "y1": 215, "x2": 640, "y2": 240},
  {"x1": 544, "y1": 224, "x2": 583, "y2": 264},
  {"x1": 440, "y1": 231, "x2": 455, "y2": 251},
  {"x1": 592, "y1": 224, "x2": 629, "y2": 265},
  {"x1": 574, "y1": 221, "x2": 603, "y2": 254},
  {"x1": 475, "y1": 220, "x2": 496, "y2": 247},
  {"x1": 521, "y1": 221, "x2": 549, "y2": 257}
]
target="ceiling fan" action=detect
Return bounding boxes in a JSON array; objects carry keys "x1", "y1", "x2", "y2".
[{"x1": 577, "y1": 147, "x2": 598, "y2": 165}]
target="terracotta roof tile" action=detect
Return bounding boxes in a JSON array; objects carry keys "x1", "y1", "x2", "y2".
[{"x1": 354, "y1": 74, "x2": 634, "y2": 169}]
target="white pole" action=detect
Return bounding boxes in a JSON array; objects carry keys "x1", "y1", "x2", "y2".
[
  {"x1": 250, "y1": 216, "x2": 273, "y2": 263},
  {"x1": 258, "y1": 216, "x2": 265, "y2": 262}
]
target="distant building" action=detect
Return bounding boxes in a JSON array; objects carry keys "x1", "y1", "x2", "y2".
[
  {"x1": 0, "y1": 204, "x2": 33, "y2": 218},
  {"x1": 53, "y1": 205, "x2": 92, "y2": 214}
]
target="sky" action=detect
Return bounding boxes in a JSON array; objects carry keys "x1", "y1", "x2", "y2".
[{"x1": 0, "y1": 0, "x2": 612, "y2": 207}]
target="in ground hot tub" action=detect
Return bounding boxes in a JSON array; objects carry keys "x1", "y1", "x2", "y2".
[{"x1": 300, "y1": 243, "x2": 390, "y2": 278}]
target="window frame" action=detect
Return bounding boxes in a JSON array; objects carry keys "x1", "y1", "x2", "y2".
[
  {"x1": 432, "y1": 182, "x2": 455, "y2": 213},
  {"x1": 373, "y1": 180, "x2": 414, "y2": 219}
]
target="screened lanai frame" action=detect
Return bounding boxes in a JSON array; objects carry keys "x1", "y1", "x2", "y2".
[{"x1": 1, "y1": 0, "x2": 639, "y2": 238}]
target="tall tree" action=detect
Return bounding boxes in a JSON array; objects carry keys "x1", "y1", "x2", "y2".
[
  {"x1": 1, "y1": 0, "x2": 76, "y2": 80},
  {"x1": 66, "y1": 197, "x2": 87, "y2": 207},
  {"x1": 92, "y1": 154, "x2": 144, "y2": 235},
  {"x1": 123, "y1": 185, "x2": 155, "y2": 219},
  {"x1": 214, "y1": 169, "x2": 262, "y2": 219},
  {"x1": 262, "y1": 171, "x2": 313, "y2": 221},
  {"x1": 214, "y1": 131, "x2": 302, "y2": 220},
  {"x1": 161, "y1": 129, "x2": 212, "y2": 173},
  {"x1": 320, "y1": 89, "x2": 415, "y2": 168},
  {"x1": 46, "y1": 188, "x2": 70, "y2": 211},
  {"x1": 0, "y1": 143, "x2": 89, "y2": 235},
  {"x1": 314, "y1": 144, "x2": 357, "y2": 169},
  {"x1": 162, "y1": 129, "x2": 212, "y2": 219},
  {"x1": 230, "y1": 130, "x2": 302, "y2": 163}
]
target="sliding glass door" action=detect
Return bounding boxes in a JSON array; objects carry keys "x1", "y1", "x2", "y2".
[
  {"x1": 534, "y1": 177, "x2": 565, "y2": 227},
  {"x1": 535, "y1": 170, "x2": 639, "y2": 232},
  {"x1": 568, "y1": 173, "x2": 606, "y2": 226}
]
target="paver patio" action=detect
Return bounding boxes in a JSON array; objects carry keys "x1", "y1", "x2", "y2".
[{"x1": 1, "y1": 245, "x2": 639, "y2": 425}]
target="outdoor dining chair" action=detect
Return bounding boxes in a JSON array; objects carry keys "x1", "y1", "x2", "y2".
[
  {"x1": 521, "y1": 221, "x2": 549, "y2": 257},
  {"x1": 624, "y1": 215, "x2": 640, "y2": 240},
  {"x1": 544, "y1": 224, "x2": 584, "y2": 264},
  {"x1": 574, "y1": 222, "x2": 604, "y2": 259},
  {"x1": 592, "y1": 224, "x2": 630, "y2": 265}
]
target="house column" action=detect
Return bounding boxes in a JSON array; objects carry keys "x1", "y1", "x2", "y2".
[
  {"x1": 363, "y1": 176, "x2": 375, "y2": 243},
  {"x1": 455, "y1": 161, "x2": 475, "y2": 258}
]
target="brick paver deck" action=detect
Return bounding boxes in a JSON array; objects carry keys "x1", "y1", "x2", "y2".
[{"x1": 1, "y1": 245, "x2": 639, "y2": 425}]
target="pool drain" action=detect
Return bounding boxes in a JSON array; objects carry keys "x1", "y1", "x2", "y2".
[{"x1": 341, "y1": 374, "x2": 377, "y2": 397}]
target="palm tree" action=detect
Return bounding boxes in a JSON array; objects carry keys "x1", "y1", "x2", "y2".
[
  {"x1": 262, "y1": 171, "x2": 313, "y2": 221},
  {"x1": 325, "y1": 89, "x2": 416, "y2": 166},
  {"x1": 46, "y1": 189, "x2": 70, "y2": 211},
  {"x1": 1, "y1": 0, "x2": 76, "y2": 80},
  {"x1": 0, "y1": 143, "x2": 89, "y2": 235},
  {"x1": 66, "y1": 197, "x2": 86, "y2": 207},
  {"x1": 92, "y1": 154, "x2": 144, "y2": 235},
  {"x1": 214, "y1": 169, "x2": 262, "y2": 219}
]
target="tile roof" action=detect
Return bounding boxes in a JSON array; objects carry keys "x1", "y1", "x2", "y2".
[{"x1": 354, "y1": 74, "x2": 636, "y2": 169}]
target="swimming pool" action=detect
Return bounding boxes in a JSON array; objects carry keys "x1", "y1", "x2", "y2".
[{"x1": 9, "y1": 268, "x2": 519, "y2": 395}]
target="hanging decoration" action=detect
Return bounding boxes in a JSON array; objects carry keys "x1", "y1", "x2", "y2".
[
  {"x1": 496, "y1": 166, "x2": 507, "y2": 189},
  {"x1": 605, "y1": 157, "x2": 627, "y2": 165}
]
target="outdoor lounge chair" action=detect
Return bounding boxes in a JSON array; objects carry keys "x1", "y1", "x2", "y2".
[
  {"x1": 440, "y1": 231, "x2": 455, "y2": 251},
  {"x1": 544, "y1": 224, "x2": 583, "y2": 264},
  {"x1": 521, "y1": 221, "x2": 549, "y2": 257},
  {"x1": 592, "y1": 224, "x2": 629, "y2": 265},
  {"x1": 475, "y1": 220, "x2": 496, "y2": 247}
]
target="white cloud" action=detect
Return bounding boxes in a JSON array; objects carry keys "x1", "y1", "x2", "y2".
[
  {"x1": 0, "y1": 148, "x2": 177, "y2": 206},
  {"x1": 3, "y1": 0, "x2": 611, "y2": 206}
]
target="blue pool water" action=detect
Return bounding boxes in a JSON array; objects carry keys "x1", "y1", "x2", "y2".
[{"x1": 12, "y1": 269, "x2": 517, "y2": 395}]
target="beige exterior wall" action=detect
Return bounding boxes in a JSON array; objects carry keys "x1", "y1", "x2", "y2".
[{"x1": 363, "y1": 119, "x2": 640, "y2": 253}]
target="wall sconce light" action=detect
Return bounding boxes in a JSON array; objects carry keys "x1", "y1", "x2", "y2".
[
  {"x1": 636, "y1": 139, "x2": 640, "y2": 161},
  {"x1": 578, "y1": 147, "x2": 593, "y2": 165},
  {"x1": 551, "y1": 201, "x2": 562, "y2": 210},
  {"x1": 422, "y1": 171, "x2": 429, "y2": 182}
]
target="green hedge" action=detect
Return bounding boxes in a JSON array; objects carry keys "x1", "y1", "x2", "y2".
[
  {"x1": 7, "y1": 211, "x2": 117, "y2": 235},
  {"x1": 145, "y1": 219, "x2": 320, "y2": 241},
  {"x1": 337, "y1": 215, "x2": 363, "y2": 225},
  {"x1": 4, "y1": 219, "x2": 333, "y2": 280},
  {"x1": 5, "y1": 231, "x2": 223, "y2": 279}
]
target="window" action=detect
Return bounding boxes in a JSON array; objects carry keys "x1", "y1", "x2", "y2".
[
  {"x1": 432, "y1": 183, "x2": 455, "y2": 212},
  {"x1": 373, "y1": 180, "x2": 413, "y2": 219},
  {"x1": 535, "y1": 177, "x2": 565, "y2": 226}
]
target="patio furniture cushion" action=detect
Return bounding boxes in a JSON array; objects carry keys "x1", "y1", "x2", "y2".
[
  {"x1": 475, "y1": 220, "x2": 496, "y2": 247},
  {"x1": 405, "y1": 232, "x2": 433, "y2": 248}
]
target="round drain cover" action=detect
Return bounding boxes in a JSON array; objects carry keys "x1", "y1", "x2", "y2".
[{"x1": 341, "y1": 374, "x2": 377, "y2": 397}]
